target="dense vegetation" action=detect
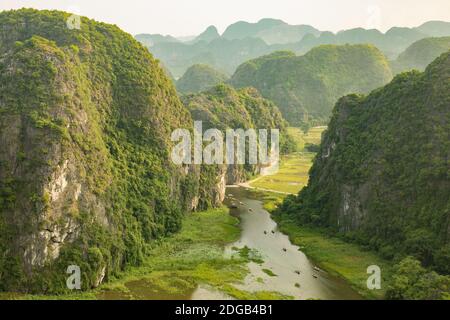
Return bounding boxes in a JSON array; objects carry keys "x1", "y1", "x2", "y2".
[
  {"x1": 182, "y1": 84, "x2": 295, "y2": 153},
  {"x1": 386, "y1": 257, "x2": 450, "y2": 300},
  {"x1": 181, "y1": 84, "x2": 296, "y2": 184},
  {"x1": 0, "y1": 9, "x2": 220, "y2": 294},
  {"x1": 176, "y1": 64, "x2": 228, "y2": 94},
  {"x1": 392, "y1": 37, "x2": 450, "y2": 74},
  {"x1": 276, "y1": 51, "x2": 450, "y2": 288},
  {"x1": 230, "y1": 45, "x2": 393, "y2": 125}
]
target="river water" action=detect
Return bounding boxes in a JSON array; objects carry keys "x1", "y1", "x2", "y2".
[
  {"x1": 191, "y1": 186, "x2": 361, "y2": 300},
  {"x1": 98, "y1": 186, "x2": 361, "y2": 300}
]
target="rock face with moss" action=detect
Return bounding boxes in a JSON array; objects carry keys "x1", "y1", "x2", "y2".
[
  {"x1": 176, "y1": 64, "x2": 228, "y2": 94},
  {"x1": 182, "y1": 84, "x2": 296, "y2": 184},
  {"x1": 392, "y1": 37, "x2": 450, "y2": 74},
  {"x1": 0, "y1": 9, "x2": 218, "y2": 293},
  {"x1": 277, "y1": 51, "x2": 450, "y2": 274},
  {"x1": 230, "y1": 45, "x2": 393, "y2": 125}
]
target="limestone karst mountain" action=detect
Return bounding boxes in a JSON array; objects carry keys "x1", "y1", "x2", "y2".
[
  {"x1": 230, "y1": 45, "x2": 393, "y2": 125},
  {"x1": 277, "y1": 51, "x2": 450, "y2": 275},
  {"x1": 136, "y1": 19, "x2": 450, "y2": 79},
  {"x1": 0, "y1": 9, "x2": 216, "y2": 293},
  {"x1": 392, "y1": 36, "x2": 450, "y2": 73},
  {"x1": 193, "y1": 25, "x2": 220, "y2": 43},
  {"x1": 176, "y1": 64, "x2": 228, "y2": 94},
  {"x1": 182, "y1": 84, "x2": 296, "y2": 183}
]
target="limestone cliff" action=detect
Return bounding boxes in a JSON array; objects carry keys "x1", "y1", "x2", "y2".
[
  {"x1": 278, "y1": 51, "x2": 450, "y2": 273},
  {"x1": 0, "y1": 9, "x2": 218, "y2": 293}
]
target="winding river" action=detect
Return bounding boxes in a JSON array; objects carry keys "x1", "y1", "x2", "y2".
[
  {"x1": 98, "y1": 186, "x2": 361, "y2": 300},
  {"x1": 190, "y1": 186, "x2": 361, "y2": 300}
]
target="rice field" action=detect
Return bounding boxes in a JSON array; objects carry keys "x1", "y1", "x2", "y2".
[
  {"x1": 250, "y1": 127, "x2": 326, "y2": 195},
  {"x1": 250, "y1": 153, "x2": 315, "y2": 194}
]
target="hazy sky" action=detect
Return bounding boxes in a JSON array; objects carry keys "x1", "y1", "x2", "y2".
[{"x1": 1, "y1": 0, "x2": 450, "y2": 36}]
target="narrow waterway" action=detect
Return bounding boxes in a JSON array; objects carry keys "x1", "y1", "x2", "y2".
[
  {"x1": 192, "y1": 186, "x2": 361, "y2": 300},
  {"x1": 98, "y1": 186, "x2": 361, "y2": 300}
]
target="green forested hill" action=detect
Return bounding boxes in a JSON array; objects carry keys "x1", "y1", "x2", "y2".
[
  {"x1": 230, "y1": 45, "x2": 393, "y2": 125},
  {"x1": 0, "y1": 9, "x2": 210, "y2": 293},
  {"x1": 392, "y1": 37, "x2": 450, "y2": 73},
  {"x1": 277, "y1": 51, "x2": 450, "y2": 276},
  {"x1": 181, "y1": 84, "x2": 295, "y2": 204},
  {"x1": 176, "y1": 64, "x2": 228, "y2": 94},
  {"x1": 182, "y1": 84, "x2": 296, "y2": 154}
]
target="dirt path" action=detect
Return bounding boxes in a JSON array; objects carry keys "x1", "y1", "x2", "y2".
[{"x1": 238, "y1": 179, "x2": 295, "y2": 196}]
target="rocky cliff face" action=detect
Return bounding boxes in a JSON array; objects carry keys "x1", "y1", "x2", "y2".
[
  {"x1": 278, "y1": 51, "x2": 450, "y2": 272},
  {"x1": 0, "y1": 9, "x2": 222, "y2": 293},
  {"x1": 182, "y1": 84, "x2": 295, "y2": 192}
]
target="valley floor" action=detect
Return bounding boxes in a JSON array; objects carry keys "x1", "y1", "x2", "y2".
[
  {"x1": 1, "y1": 127, "x2": 392, "y2": 300},
  {"x1": 244, "y1": 127, "x2": 392, "y2": 299},
  {"x1": 3, "y1": 207, "x2": 290, "y2": 300},
  {"x1": 272, "y1": 215, "x2": 391, "y2": 299}
]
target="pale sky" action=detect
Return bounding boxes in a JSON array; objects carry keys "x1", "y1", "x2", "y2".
[{"x1": 1, "y1": 0, "x2": 450, "y2": 37}]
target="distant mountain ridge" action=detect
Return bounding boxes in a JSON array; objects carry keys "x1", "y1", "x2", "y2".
[
  {"x1": 136, "y1": 19, "x2": 450, "y2": 78},
  {"x1": 194, "y1": 25, "x2": 220, "y2": 43},
  {"x1": 276, "y1": 50, "x2": 450, "y2": 277},
  {"x1": 222, "y1": 18, "x2": 321, "y2": 44}
]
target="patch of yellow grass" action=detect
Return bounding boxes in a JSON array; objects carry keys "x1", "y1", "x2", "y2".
[
  {"x1": 287, "y1": 126, "x2": 326, "y2": 150},
  {"x1": 250, "y1": 127, "x2": 326, "y2": 195},
  {"x1": 250, "y1": 153, "x2": 315, "y2": 194}
]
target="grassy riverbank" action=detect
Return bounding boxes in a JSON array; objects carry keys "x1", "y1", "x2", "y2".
[
  {"x1": 274, "y1": 214, "x2": 391, "y2": 299},
  {"x1": 245, "y1": 126, "x2": 392, "y2": 299},
  {"x1": 3, "y1": 207, "x2": 290, "y2": 300},
  {"x1": 247, "y1": 188, "x2": 391, "y2": 300}
]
